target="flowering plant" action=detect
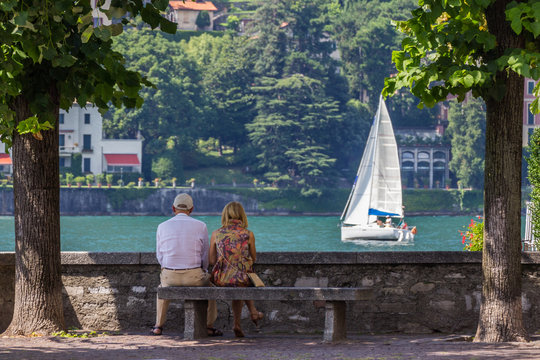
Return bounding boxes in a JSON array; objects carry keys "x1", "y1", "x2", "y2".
[{"x1": 461, "y1": 217, "x2": 483, "y2": 251}]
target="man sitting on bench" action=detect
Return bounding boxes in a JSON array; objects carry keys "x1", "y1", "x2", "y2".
[{"x1": 150, "y1": 193, "x2": 221, "y2": 336}]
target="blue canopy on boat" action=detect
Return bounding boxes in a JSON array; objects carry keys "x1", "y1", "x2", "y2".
[{"x1": 368, "y1": 208, "x2": 400, "y2": 217}]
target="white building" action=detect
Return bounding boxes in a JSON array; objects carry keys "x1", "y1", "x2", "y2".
[
  {"x1": 59, "y1": 103, "x2": 142, "y2": 175},
  {"x1": 167, "y1": 1, "x2": 218, "y2": 30},
  {"x1": 0, "y1": 104, "x2": 142, "y2": 177}
]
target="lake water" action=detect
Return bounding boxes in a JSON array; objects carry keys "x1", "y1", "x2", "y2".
[{"x1": 0, "y1": 215, "x2": 519, "y2": 252}]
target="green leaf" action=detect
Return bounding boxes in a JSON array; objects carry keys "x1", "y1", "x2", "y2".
[
  {"x1": 52, "y1": 54, "x2": 78, "y2": 67},
  {"x1": 141, "y1": 6, "x2": 161, "y2": 29},
  {"x1": 22, "y1": 41, "x2": 40, "y2": 62},
  {"x1": 93, "y1": 27, "x2": 112, "y2": 42},
  {"x1": 40, "y1": 45, "x2": 57, "y2": 61},
  {"x1": 108, "y1": 23, "x2": 123, "y2": 37},
  {"x1": 160, "y1": 17, "x2": 177, "y2": 34},
  {"x1": 462, "y1": 74, "x2": 474, "y2": 87},
  {"x1": 0, "y1": 0, "x2": 17, "y2": 11},
  {"x1": 81, "y1": 26, "x2": 94, "y2": 43},
  {"x1": 529, "y1": 21, "x2": 540, "y2": 38},
  {"x1": 13, "y1": 11, "x2": 28, "y2": 26}
]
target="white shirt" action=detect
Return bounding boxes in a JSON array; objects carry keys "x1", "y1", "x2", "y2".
[{"x1": 156, "y1": 213, "x2": 209, "y2": 270}]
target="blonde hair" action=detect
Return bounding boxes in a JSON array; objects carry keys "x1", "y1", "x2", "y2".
[{"x1": 221, "y1": 201, "x2": 248, "y2": 228}]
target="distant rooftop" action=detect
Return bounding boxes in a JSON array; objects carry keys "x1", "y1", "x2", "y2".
[{"x1": 169, "y1": 1, "x2": 217, "y2": 11}]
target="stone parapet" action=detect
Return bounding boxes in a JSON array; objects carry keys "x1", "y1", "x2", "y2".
[{"x1": 1, "y1": 251, "x2": 540, "y2": 335}]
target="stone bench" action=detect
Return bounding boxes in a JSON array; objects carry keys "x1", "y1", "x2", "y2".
[{"x1": 158, "y1": 286, "x2": 374, "y2": 342}]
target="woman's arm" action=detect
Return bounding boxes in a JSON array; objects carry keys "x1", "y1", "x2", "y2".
[
  {"x1": 248, "y1": 231, "x2": 256, "y2": 262},
  {"x1": 209, "y1": 231, "x2": 217, "y2": 266}
]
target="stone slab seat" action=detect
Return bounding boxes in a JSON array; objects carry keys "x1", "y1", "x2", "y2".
[{"x1": 158, "y1": 286, "x2": 374, "y2": 342}]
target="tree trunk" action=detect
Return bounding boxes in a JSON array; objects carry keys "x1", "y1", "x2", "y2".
[
  {"x1": 3, "y1": 94, "x2": 64, "y2": 336},
  {"x1": 475, "y1": 0, "x2": 528, "y2": 342}
]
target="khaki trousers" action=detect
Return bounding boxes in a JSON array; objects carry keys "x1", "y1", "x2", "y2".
[{"x1": 156, "y1": 268, "x2": 218, "y2": 328}]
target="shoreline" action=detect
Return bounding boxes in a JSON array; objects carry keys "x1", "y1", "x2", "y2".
[{"x1": 42, "y1": 211, "x2": 485, "y2": 216}]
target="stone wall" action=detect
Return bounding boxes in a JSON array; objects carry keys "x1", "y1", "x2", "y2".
[
  {"x1": 2, "y1": 251, "x2": 540, "y2": 335},
  {"x1": 0, "y1": 188, "x2": 257, "y2": 215}
]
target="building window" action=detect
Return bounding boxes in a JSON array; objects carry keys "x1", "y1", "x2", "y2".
[
  {"x1": 528, "y1": 81, "x2": 535, "y2": 95},
  {"x1": 59, "y1": 134, "x2": 65, "y2": 147},
  {"x1": 529, "y1": 107, "x2": 535, "y2": 125},
  {"x1": 83, "y1": 134, "x2": 92, "y2": 150},
  {"x1": 59, "y1": 158, "x2": 65, "y2": 167},
  {"x1": 59, "y1": 114, "x2": 64, "y2": 124},
  {"x1": 402, "y1": 151, "x2": 414, "y2": 160},
  {"x1": 418, "y1": 151, "x2": 430, "y2": 160},
  {"x1": 84, "y1": 113, "x2": 91, "y2": 124},
  {"x1": 107, "y1": 165, "x2": 134, "y2": 173},
  {"x1": 84, "y1": 158, "x2": 91, "y2": 173}
]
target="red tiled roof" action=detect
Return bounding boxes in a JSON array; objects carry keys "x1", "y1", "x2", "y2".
[
  {"x1": 169, "y1": 1, "x2": 217, "y2": 11},
  {"x1": 0, "y1": 154, "x2": 12, "y2": 165},
  {"x1": 104, "y1": 154, "x2": 140, "y2": 166}
]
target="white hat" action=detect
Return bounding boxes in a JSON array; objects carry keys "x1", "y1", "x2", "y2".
[{"x1": 173, "y1": 193, "x2": 193, "y2": 211}]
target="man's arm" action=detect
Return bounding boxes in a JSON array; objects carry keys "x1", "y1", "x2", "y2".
[
  {"x1": 200, "y1": 225, "x2": 209, "y2": 270},
  {"x1": 156, "y1": 226, "x2": 163, "y2": 266}
]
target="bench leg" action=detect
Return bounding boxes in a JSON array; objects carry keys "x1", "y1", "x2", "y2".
[
  {"x1": 324, "y1": 301, "x2": 346, "y2": 342},
  {"x1": 184, "y1": 300, "x2": 208, "y2": 340}
]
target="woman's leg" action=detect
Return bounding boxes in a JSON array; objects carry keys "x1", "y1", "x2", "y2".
[
  {"x1": 232, "y1": 300, "x2": 244, "y2": 337},
  {"x1": 245, "y1": 300, "x2": 263, "y2": 325}
]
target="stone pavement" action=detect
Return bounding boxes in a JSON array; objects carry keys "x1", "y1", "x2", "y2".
[{"x1": 2, "y1": 331, "x2": 540, "y2": 360}]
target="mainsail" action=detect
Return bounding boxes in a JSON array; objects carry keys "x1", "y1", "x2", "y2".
[{"x1": 341, "y1": 96, "x2": 403, "y2": 226}]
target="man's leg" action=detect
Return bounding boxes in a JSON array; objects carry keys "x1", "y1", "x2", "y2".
[{"x1": 152, "y1": 268, "x2": 184, "y2": 334}]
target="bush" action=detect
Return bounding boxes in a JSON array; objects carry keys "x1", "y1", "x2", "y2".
[
  {"x1": 85, "y1": 174, "x2": 94, "y2": 185},
  {"x1": 106, "y1": 174, "x2": 114, "y2": 185},
  {"x1": 65, "y1": 173, "x2": 74, "y2": 186},
  {"x1": 126, "y1": 182, "x2": 135, "y2": 188},
  {"x1": 74, "y1": 176, "x2": 85, "y2": 185},
  {"x1": 461, "y1": 217, "x2": 483, "y2": 251}
]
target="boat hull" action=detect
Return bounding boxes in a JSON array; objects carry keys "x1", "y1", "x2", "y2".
[{"x1": 341, "y1": 225, "x2": 414, "y2": 242}]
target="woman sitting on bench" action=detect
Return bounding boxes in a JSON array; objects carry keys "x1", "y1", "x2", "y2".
[{"x1": 209, "y1": 201, "x2": 264, "y2": 337}]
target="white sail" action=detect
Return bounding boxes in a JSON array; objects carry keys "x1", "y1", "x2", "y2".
[{"x1": 341, "y1": 95, "x2": 412, "y2": 241}]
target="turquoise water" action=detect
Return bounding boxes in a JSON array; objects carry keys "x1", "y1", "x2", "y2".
[{"x1": 0, "y1": 215, "x2": 517, "y2": 252}]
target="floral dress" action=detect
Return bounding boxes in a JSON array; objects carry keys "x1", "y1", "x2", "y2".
[{"x1": 212, "y1": 219, "x2": 253, "y2": 287}]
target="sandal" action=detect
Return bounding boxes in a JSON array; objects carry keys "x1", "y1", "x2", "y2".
[
  {"x1": 250, "y1": 311, "x2": 264, "y2": 326},
  {"x1": 233, "y1": 327, "x2": 245, "y2": 338},
  {"x1": 150, "y1": 326, "x2": 162, "y2": 336},
  {"x1": 207, "y1": 327, "x2": 223, "y2": 337}
]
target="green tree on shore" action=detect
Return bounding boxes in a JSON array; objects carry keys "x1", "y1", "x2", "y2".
[
  {"x1": 446, "y1": 98, "x2": 486, "y2": 189},
  {"x1": 104, "y1": 28, "x2": 204, "y2": 179},
  {"x1": 383, "y1": 0, "x2": 539, "y2": 342}
]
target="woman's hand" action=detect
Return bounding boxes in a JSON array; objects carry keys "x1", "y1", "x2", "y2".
[{"x1": 209, "y1": 231, "x2": 217, "y2": 266}]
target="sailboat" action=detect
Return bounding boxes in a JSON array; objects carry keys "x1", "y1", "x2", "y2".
[{"x1": 340, "y1": 95, "x2": 415, "y2": 242}]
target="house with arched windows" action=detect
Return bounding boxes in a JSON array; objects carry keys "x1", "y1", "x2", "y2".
[{"x1": 398, "y1": 145, "x2": 451, "y2": 189}]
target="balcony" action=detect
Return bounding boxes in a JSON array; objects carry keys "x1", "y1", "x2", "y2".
[
  {"x1": 59, "y1": 146, "x2": 80, "y2": 154},
  {"x1": 81, "y1": 146, "x2": 93, "y2": 153}
]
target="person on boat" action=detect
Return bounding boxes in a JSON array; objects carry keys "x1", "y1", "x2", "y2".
[
  {"x1": 376, "y1": 219, "x2": 384, "y2": 227},
  {"x1": 210, "y1": 201, "x2": 264, "y2": 338},
  {"x1": 398, "y1": 217, "x2": 408, "y2": 229},
  {"x1": 151, "y1": 193, "x2": 221, "y2": 337},
  {"x1": 385, "y1": 216, "x2": 392, "y2": 227}
]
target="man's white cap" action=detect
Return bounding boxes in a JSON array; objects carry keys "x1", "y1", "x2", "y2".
[{"x1": 173, "y1": 193, "x2": 193, "y2": 211}]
